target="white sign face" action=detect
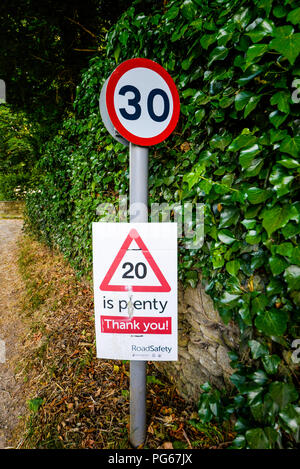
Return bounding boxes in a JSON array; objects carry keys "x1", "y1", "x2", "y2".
[
  {"x1": 93, "y1": 223, "x2": 177, "y2": 361},
  {"x1": 113, "y1": 67, "x2": 173, "y2": 139},
  {"x1": 105, "y1": 58, "x2": 180, "y2": 147}
]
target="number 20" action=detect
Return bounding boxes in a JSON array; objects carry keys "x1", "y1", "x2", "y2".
[{"x1": 119, "y1": 85, "x2": 170, "y2": 122}]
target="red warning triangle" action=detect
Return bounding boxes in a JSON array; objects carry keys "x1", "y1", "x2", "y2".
[{"x1": 100, "y1": 228, "x2": 171, "y2": 292}]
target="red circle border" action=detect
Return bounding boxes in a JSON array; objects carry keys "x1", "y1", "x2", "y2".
[{"x1": 106, "y1": 58, "x2": 180, "y2": 146}]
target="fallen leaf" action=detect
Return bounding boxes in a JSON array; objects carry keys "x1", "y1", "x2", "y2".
[{"x1": 161, "y1": 442, "x2": 173, "y2": 449}]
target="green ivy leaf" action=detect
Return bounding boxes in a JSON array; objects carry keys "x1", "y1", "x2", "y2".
[
  {"x1": 246, "y1": 229, "x2": 261, "y2": 245},
  {"x1": 277, "y1": 158, "x2": 300, "y2": 169},
  {"x1": 284, "y1": 265, "x2": 300, "y2": 290},
  {"x1": 220, "y1": 291, "x2": 241, "y2": 308},
  {"x1": 279, "y1": 404, "x2": 300, "y2": 434},
  {"x1": 245, "y1": 18, "x2": 274, "y2": 42},
  {"x1": 210, "y1": 132, "x2": 232, "y2": 151},
  {"x1": 262, "y1": 205, "x2": 294, "y2": 237},
  {"x1": 235, "y1": 91, "x2": 253, "y2": 111},
  {"x1": 269, "y1": 110, "x2": 288, "y2": 129},
  {"x1": 252, "y1": 295, "x2": 268, "y2": 314},
  {"x1": 246, "y1": 187, "x2": 271, "y2": 204},
  {"x1": 185, "y1": 270, "x2": 199, "y2": 288},
  {"x1": 233, "y1": 7, "x2": 252, "y2": 29},
  {"x1": 219, "y1": 207, "x2": 239, "y2": 228},
  {"x1": 244, "y1": 95, "x2": 261, "y2": 117},
  {"x1": 270, "y1": 27, "x2": 300, "y2": 65},
  {"x1": 291, "y1": 246, "x2": 300, "y2": 266},
  {"x1": 226, "y1": 259, "x2": 240, "y2": 276},
  {"x1": 165, "y1": 5, "x2": 179, "y2": 20},
  {"x1": 228, "y1": 133, "x2": 257, "y2": 152},
  {"x1": 200, "y1": 34, "x2": 217, "y2": 50},
  {"x1": 208, "y1": 46, "x2": 229, "y2": 66},
  {"x1": 119, "y1": 30, "x2": 129, "y2": 46},
  {"x1": 279, "y1": 136, "x2": 300, "y2": 158},
  {"x1": 245, "y1": 43, "x2": 269, "y2": 68},
  {"x1": 270, "y1": 91, "x2": 290, "y2": 114},
  {"x1": 282, "y1": 222, "x2": 300, "y2": 239},
  {"x1": 114, "y1": 44, "x2": 121, "y2": 63},
  {"x1": 269, "y1": 165, "x2": 294, "y2": 198},
  {"x1": 181, "y1": 0, "x2": 197, "y2": 21},
  {"x1": 262, "y1": 354, "x2": 281, "y2": 374},
  {"x1": 241, "y1": 218, "x2": 256, "y2": 229},
  {"x1": 269, "y1": 256, "x2": 289, "y2": 275},
  {"x1": 218, "y1": 229, "x2": 236, "y2": 245},
  {"x1": 237, "y1": 65, "x2": 263, "y2": 85},
  {"x1": 248, "y1": 339, "x2": 269, "y2": 359},
  {"x1": 183, "y1": 164, "x2": 205, "y2": 190},
  {"x1": 195, "y1": 108, "x2": 205, "y2": 123},
  {"x1": 229, "y1": 435, "x2": 246, "y2": 449},
  {"x1": 245, "y1": 427, "x2": 277, "y2": 449},
  {"x1": 266, "y1": 278, "x2": 283, "y2": 296},
  {"x1": 250, "y1": 370, "x2": 268, "y2": 385},
  {"x1": 275, "y1": 242, "x2": 294, "y2": 258},
  {"x1": 255, "y1": 308, "x2": 288, "y2": 337},
  {"x1": 230, "y1": 371, "x2": 246, "y2": 390},
  {"x1": 239, "y1": 144, "x2": 261, "y2": 168},
  {"x1": 269, "y1": 382, "x2": 298, "y2": 408},
  {"x1": 287, "y1": 8, "x2": 300, "y2": 26}
]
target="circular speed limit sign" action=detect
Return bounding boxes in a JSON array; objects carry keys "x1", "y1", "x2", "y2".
[{"x1": 105, "y1": 58, "x2": 180, "y2": 146}]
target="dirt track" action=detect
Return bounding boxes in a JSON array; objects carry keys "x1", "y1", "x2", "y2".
[{"x1": 0, "y1": 219, "x2": 25, "y2": 448}]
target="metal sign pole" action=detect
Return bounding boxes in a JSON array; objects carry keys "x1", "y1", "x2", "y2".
[
  {"x1": 98, "y1": 58, "x2": 180, "y2": 448},
  {"x1": 129, "y1": 142, "x2": 148, "y2": 448}
]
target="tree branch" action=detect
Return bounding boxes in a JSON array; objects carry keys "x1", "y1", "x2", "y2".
[
  {"x1": 65, "y1": 16, "x2": 97, "y2": 39},
  {"x1": 73, "y1": 48, "x2": 97, "y2": 53}
]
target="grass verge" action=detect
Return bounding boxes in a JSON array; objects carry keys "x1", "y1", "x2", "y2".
[{"x1": 14, "y1": 235, "x2": 234, "y2": 449}]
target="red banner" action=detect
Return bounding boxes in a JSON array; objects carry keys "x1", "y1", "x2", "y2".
[{"x1": 101, "y1": 316, "x2": 172, "y2": 334}]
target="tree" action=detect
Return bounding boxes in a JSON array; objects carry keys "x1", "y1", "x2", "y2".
[
  {"x1": 0, "y1": 104, "x2": 39, "y2": 199},
  {"x1": 0, "y1": 0, "x2": 132, "y2": 118}
]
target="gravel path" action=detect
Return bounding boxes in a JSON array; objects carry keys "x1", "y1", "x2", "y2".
[{"x1": 0, "y1": 219, "x2": 25, "y2": 448}]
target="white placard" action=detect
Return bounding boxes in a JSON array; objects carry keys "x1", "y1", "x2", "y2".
[{"x1": 93, "y1": 223, "x2": 178, "y2": 361}]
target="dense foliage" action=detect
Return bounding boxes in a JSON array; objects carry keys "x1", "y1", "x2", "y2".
[
  {"x1": 25, "y1": 0, "x2": 300, "y2": 448},
  {"x1": 0, "y1": 105, "x2": 40, "y2": 199},
  {"x1": 0, "y1": 0, "x2": 131, "y2": 117}
]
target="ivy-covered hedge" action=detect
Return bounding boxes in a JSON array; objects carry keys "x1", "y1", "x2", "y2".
[{"x1": 25, "y1": 0, "x2": 300, "y2": 448}]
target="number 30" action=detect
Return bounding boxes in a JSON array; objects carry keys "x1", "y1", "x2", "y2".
[{"x1": 119, "y1": 85, "x2": 170, "y2": 122}]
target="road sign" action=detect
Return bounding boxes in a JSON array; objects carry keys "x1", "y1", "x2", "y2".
[
  {"x1": 97, "y1": 59, "x2": 180, "y2": 447},
  {"x1": 100, "y1": 228, "x2": 171, "y2": 292},
  {"x1": 93, "y1": 222, "x2": 177, "y2": 361},
  {"x1": 99, "y1": 78, "x2": 129, "y2": 146},
  {"x1": 105, "y1": 58, "x2": 180, "y2": 146}
]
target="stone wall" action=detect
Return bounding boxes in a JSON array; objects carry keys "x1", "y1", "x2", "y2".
[{"x1": 155, "y1": 278, "x2": 239, "y2": 403}]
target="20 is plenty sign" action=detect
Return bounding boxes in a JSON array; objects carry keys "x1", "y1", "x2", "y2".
[
  {"x1": 95, "y1": 59, "x2": 179, "y2": 363},
  {"x1": 102, "y1": 58, "x2": 180, "y2": 146},
  {"x1": 93, "y1": 223, "x2": 178, "y2": 361}
]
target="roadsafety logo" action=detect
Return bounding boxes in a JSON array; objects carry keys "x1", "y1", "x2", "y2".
[
  {"x1": 0, "y1": 79, "x2": 6, "y2": 104},
  {"x1": 291, "y1": 339, "x2": 300, "y2": 365}
]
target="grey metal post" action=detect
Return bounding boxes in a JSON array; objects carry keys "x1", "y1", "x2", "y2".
[{"x1": 129, "y1": 142, "x2": 148, "y2": 448}]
